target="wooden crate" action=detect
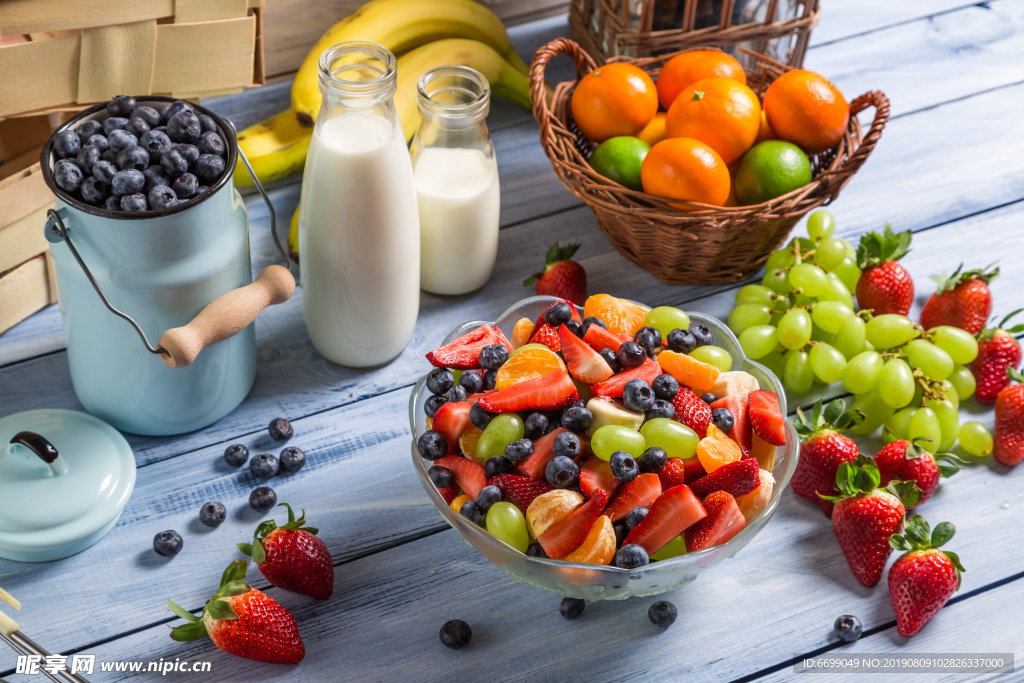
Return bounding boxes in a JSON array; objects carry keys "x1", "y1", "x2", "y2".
[{"x1": 0, "y1": 253, "x2": 57, "y2": 336}]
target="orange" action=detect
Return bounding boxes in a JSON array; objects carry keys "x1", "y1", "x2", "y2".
[
  {"x1": 665, "y1": 77, "x2": 761, "y2": 164},
  {"x1": 637, "y1": 112, "x2": 669, "y2": 147},
  {"x1": 640, "y1": 137, "x2": 731, "y2": 208},
  {"x1": 460, "y1": 424, "x2": 485, "y2": 464},
  {"x1": 561, "y1": 515, "x2": 616, "y2": 564},
  {"x1": 763, "y1": 69, "x2": 849, "y2": 154},
  {"x1": 754, "y1": 110, "x2": 775, "y2": 145},
  {"x1": 512, "y1": 317, "x2": 534, "y2": 348},
  {"x1": 656, "y1": 50, "x2": 746, "y2": 110},
  {"x1": 570, "y1": 63, "x2": 658, "y2": 143},
  {"x1": 696, "y1": 424, "x2": 743, "y2": 473},
  {"x1": 451, "y1": 494, "x2": 472, "y2": 512},
  {"x1": 583, "y1": 294, "x2": 651, "y2": 337},
  {"x1": 495, "y1": 345, "x2": 565, "y2": 389},
  {"x1": 657, "y1": 350, "x2": 721, "y2": 393}
]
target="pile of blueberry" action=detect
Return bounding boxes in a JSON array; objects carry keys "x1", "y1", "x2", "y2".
[{"x1": 51, "y1": 95, "x2": 229, "y2": 213}]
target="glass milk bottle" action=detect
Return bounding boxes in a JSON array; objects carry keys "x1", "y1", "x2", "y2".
[
  {"x1": 410, "y1": 66, "x2": 500, "y2": 295},
  {"x1": 298, "y1": 42, "x2": 420, "y2": 367}
]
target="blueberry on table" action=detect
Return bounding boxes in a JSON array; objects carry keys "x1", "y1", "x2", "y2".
[
  {"x1": 142, "y1": 165, "x2": 172, "y2": 192},
  {"x1": 172, "y1": 143, "x2": 199, "y2": 166},
  {"x1": 76, "y1": 145, "x2": 102, "y2": 172},
  {"x1": 523, "y1": 412, "x2": 548, "y2": 440},
  {"x1": 504, "y1": 438, "x2": 533, "y2": 462},
  {"x1": 646, "y1": 399, "x2": 675, "y2": 421},
  {"x1": 53, "y1": 130, "x2": 81, "y2": 159},
  {"x1": 700, "y1": 392, "x2": 718, "y2": 405},
  {"x1": 197, "y1": 131, "x2": 226, "y2": 158},
  {"x1": 623, "y1": 506, "x2": 648, "y2": 531},
  {"x1": 103, "y1": 117, "x2": 128, "y2": 135},
  {"x1": 561, "y1": 405, "x2": 593, "y2": 433},
  {"x1": 446, "y1": 384, "x2": 468, "y2": 404},
  {"x1": 86, "y1": 133, "x2": 109, "y2": 151},
  {"x1": 622, "y1": 378, "x2": 654, "y2": 413},
  {"x1": 160, "y1": 148, "x2": 189, "y2": 176},
  {"x1": 469, "y1": 401, "x2": 493, "y2": 431},
  {"x1": 637, "y1": 447, "x2": 667, "y2": 474},
  {"x1": 80, "y1": 177, "x2": 110, "y2": 204},
  {"x1": 193, "y1": 154, "x2": 225, "y2": 184},
  {"x1": 667, "y1": 328, "x2": 696, "y2": 353},
  {"x1": 127, "y1": 116, "x2": 151, "y2": 138},
  {"x1": 559, "y1": 597, "x2": 585, "y2": 620},
  {"x1": 153, "y1": 530, "x2": 183, "y2": 558},
  {"x1": 648, "y1": 600, "x2": 678, "y2": 629},
  {"x1": 104, "y1": 195, "x2": 121, "y2": 212},
  {"x1": 439, "y1": 619, "x2": 472, "y2": 649},
  {"x1": 617, "y1": 341, "x2": 646, "y2": 369},
  {"x1": 459, "y1": 500, "x2": 486, "y2": 527},
  {"x1": 459, "y1": 369, "x2": 483, "y2": 394},
  {"x1": 107, "y1": 129, "x2": 138, "y2": 153},
  {"x1": 614, "y1": 544, "x2": 649, "y2": 569},
  {"x1": 75, "y1": 119, "x2": 103, "y2": 144},
  {"x1": 833, "y1": 615, "x2": 862, "y2": 642},
  {"x1": 199, "y1": 501, "x2": 226, "y2": 528},
  {"x1": 53, "y1": 159, "x2": 83, "y2": 192},
  {"x1": 132, "y1": 105, "x2": 162, "y2": 128},
  {"x1": 610, "y1": 451, "x2": 639, "y2": 483},
  {"x1": 172, "y1": 172, "x2": 198, "y2": 199},
  {"x1": 599, "y1": 347, "x2": 621, "y2": 373},
  {"x1": 546, "y1": 455, "x2": 579, "y2": 488},
  {"x1": 223, "y1": 443, "x2": 249, "y2": 467},
  {"x1": 139, "y1": 130, "x2": 171, "y2": 161},
  {"x1": 478, "y1": 344, "x2": 509, "y2": 370},
  {"x1": 92, "y1": 160, "x2": 118, "y2": 184},
  {"x1": 424, "y1": 395, "x2": 446, "y2": 418},
  {"x1": 198, "y1": 114, "x2": 217, "y2": 134},
  {"x1": 426, "y1": 367, "x2": 454, "y2": 396},
  {"x1": 544, "y1": 302, "x2": 573, "y2": 327},
  {"x1": 711, "y1": 407, "x2": 734, "y2": 433},
  {"x1": 690, "y1": 324, "x2": 713, "y2": 346},
  {"x1": 112, "y1": 169, "x2": 145, "y2": 195},
  {"x1": 249, "y1": 453, "x2": 279, "y2": 479},
  {"x1": 249, "y1": 486, "x2": 277, "y2": 512},
  {"x1": 476, "y1": 485, "x2": 501, "y2": 510},
  {"x1": 116, "y1": 145, "x2": 149, "y2": 171},
  {"x1": 526, "y1": 543, "x2": 547, "y2": 558},
  {"x1": 168, "y1": 111, "x2": 201, "y2": 144},
  {"x1": 652, "y1": 374, "x2": 679, "y2": 401},
  {"x1": 279, "y1": 446, "x2": 306, "y2": 473},
  {"x1": 417, "y1": 430, "x2": 448, "y2": 460},
  {"x1": 428, "y1": 465, "x2": 455, "y2": 488},
  {"x1": 552, "y1": 431, "x2": 581, "y2": 459},
  {"x1": 148, "y1": 185, "x2": 176, "y2": 210},
  {"x1": 106, "y1": 94, "x2": 137, "y2": 118}
]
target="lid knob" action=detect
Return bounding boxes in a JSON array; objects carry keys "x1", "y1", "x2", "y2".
[{"x1": 8, "y1": 432, "x2": 67, "y2": 477}]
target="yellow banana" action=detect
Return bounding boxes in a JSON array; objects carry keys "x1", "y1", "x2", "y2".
[
  {"x1": 233, "y1": 109, "x2": 311, "y2": 188},
  {"x1": 289, "y1": 202, "x2": 300, "y2": 261},
  {"x1": 291, "y1": 0, "x2": 529, "y2": 127}
]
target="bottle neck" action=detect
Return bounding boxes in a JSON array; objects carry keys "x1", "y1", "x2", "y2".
[
  {"x1": 412, "y1": 66, "x2": 492, "y2": 156},
  {"x1": 316, "y1": 42, "x2": 398, "y2": 124}
]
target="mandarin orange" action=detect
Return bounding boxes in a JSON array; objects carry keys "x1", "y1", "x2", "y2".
[
  {"x1": 656, "y1": 50, "x2": 746, "y2": 110},
  {"x1": 665, "y1": 77, "x2": 761, "y2": 164},
  {"x1": 640, "y1": 137, "x2": 731, "y2": 207},
  {"x1": 763, "y1": 69, "x2": 849, "y2": 154},
  {"x1": 570, "y1": 63, "x2": 658, "y2": 143}
]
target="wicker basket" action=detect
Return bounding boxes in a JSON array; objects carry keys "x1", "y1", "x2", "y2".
[{"x1": 529, "y1": 38, "x2": 889, "y2": 284}]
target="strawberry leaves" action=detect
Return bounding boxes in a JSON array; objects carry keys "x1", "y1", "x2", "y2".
[
  {"x1": 793, "y1": 398, "x2": 863, "y2": 438},
  {"x1": 238, "y1": 503, "x2": 319, "y2": 565},
  {"x1": 856, "y1": 224, "x2": 912, "y2": 270},
  {"x1": 929, "y1": 262, "x2": 999, "y2": 293},
  {"x1": 823, "y1": 454, "x2": 921, "y2": 506},
  {"x1": 523, "y1": 241, "x2": 582, "y2": 286},
  {"x1": 889, "y1": 514, "x2": 965, "y2": 585},
  {"x1": 168, "y1": 560, "x2": 251, "y2": 642}
]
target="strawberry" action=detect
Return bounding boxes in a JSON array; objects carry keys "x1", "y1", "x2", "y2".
[
  {"x1": 523, "y1": 242, "x2": 587, "y2": 306},
  {"x1": 425, "y1": 324, "x2": 513, "y2": 369},
  {"x1": 237, "y1": 504, "x2": 333, "y2": 600},
  {"x1": 671, "y1": 386, "x2": 711, "y2": 438},
  {"x1": 604, "y1": 473, "x2": 662, "y2": 521},
  {"x1": 874, "y1": 438, "x2": 962, "y2": 506},
  {"x1": 790, "y1": 399, "x2": 862, "y2": 516},
  {"x1": 855, "y1": 225, "x2": 914, "y2": 315},
  {"x1": 578, "y1": 456, "x2": 622, "y2": 500},
  {"x1": 432, "y1": 401, "x2": 471, "y2": 454},
  {"x1": 434, "y1": 455, "x2": 488, "y2": 499},
  {"x1": 537, "y1": 489, "x2": 607, "y2": 558},
  {"x1": 591, "y1": 358, "x2": 662, "y2": 398},
  {"x1": 689, "y1": 458, "x2": 760, "y2": 499},
  {"x1": 824, "y1": 455, "x2": 921, "y2": 588},
  {"x1": 747, "y1": 390, "x2": 786, "y2": 446},
  {"x1": 624, "y1": 484, "x2": 706, "y2": 555},
  {"x1": 657, "y1": 456, "x2": 704, "y2": 490},
  {"x1": 529, "y1": 323, "x2": 562, "y2": 352},
  {"x1": 994, "y1": 368, "x2": 1024, "y2": 466},
  {"x1": 971, "y1": 310, "x2": 1024, "y2": 404},
  {"x1": 920, "y1": 263, "x2": 998, "y2": 335},
  {"x1": 438, "y1": 484, "x2": 460, "y2": 505},
  {"x1": 515, "y1": 427, "x2": 569, "y2": 479},
  {"x1": 582, "y1": 323, "x2": 631, "y2": 352},
  {"x1": 488, "y1": 474, "x2": 553, "y2": 513},
  {"x1": 887, "y1": 515, "x2": 964, "y2": 637},
  {"x1": 710, "y1": 395, "x2": 752, "y2": 455},
  {"x1": 478, "y1": 368, "x2": 578, "y2": 413},
  {"x1": 559, "y1": 324, "x2": 614, "y2": 384},
  {"x1": 169, "y1": 560, "x2": 304, "y2": 664},
  {"x1": 684, "y1": 490, "x2": 747, "y2": 552}
]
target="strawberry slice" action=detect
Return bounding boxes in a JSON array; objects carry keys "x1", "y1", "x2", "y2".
[
  {"x1": 711, "y1": 395, "x2": 752, "y2": 455},
  {"x1": 559, "y1": 324, "x2": 614, "y2": 384},
  {"x1": 529, "y1": 323, "x2": 562, "y2": 352},
  {"x1": 656, "y1": 456, "x2": 705, "y2": 489},
  {"x1": 623, "y1": 484, "x2": 706, "y2": 555},
  {"x1": 582, "y1": 324, "x2": 631, "y2": 352},
  {"x1": 672, "y1": 385, "x2": 712, "y2": 438},
  {"x1": 604, "y1": 473, "x2": 662, "y2": 521},
  {"x1": 438, "y1": 484, "x2": 460, "y2": 505},
  {"x1": 591, "y1": 358, "x2": 662, "y2": 398},
  {"x1": 689, "y1": 458, "x2": 760, "y2": 499},
  {"x1": 538, "y1": 490, "x2": 608, "y2": 559},
  {"x1": 685, "y1": 491, "x2": 747, "y2": 551},
  {"x1": 434, "y1": 455, "x2": 488, "y2": 500},
  {"x1": 579, "y1": 456, "x2": 622, "y2": 501},
  {"x1": 432, "y1": 401, "x2": 471, "y2": 454},
  {"x1": 425, "y1": 324, "x2": 513, "y2": 369},
  {"x1": 478, "y1": 369, "x2": 578, "y2": 413},
  {"x1": 488, "y1": 474, "x2": 554, "y2": 513},
  {"x1": 514, "y1": 427, "x2": 569, "y2": 479},
  {"x1": 747, "y1": 390, "x2": 786, "y2": 446}
]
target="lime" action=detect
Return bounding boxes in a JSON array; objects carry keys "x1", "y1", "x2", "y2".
[
  {"x1": 734, "y1": 140, "x2": 811, "y2": 205},
  {"x1": 588, "y1": 136, "x2": 650, "y2": 191}
]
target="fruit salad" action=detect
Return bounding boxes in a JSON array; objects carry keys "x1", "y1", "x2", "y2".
[{"x1": 415, "y1": 295, "x2": 787, "y2": 568}]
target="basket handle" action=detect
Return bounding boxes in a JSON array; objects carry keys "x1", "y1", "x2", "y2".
[
  {"x1": 530, "y1": 38, "x2": 596, "y2": 147},
  {"x1": 835, "y1": 90, "x2": 890, "y2": 177}
]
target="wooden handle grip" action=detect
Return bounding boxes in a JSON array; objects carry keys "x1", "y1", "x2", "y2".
[{"x1": 157, "y1": 265, "x2": 295, "y2": 368}]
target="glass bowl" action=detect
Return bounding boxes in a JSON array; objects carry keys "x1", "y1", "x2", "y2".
[{"x1": 409, "y1": 296, "x2": 798, "y2": 601}]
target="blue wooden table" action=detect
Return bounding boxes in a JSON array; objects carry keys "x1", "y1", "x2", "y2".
[{"x1": 2, "y1": 3, "x2": 1024, "y2": 680}]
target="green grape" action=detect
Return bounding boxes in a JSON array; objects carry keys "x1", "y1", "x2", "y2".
[
  {"x1": 832, "y1": 257, "x2": 862, "y2": 292},
  {"x1": 591, "y1": 425, "x2": 646, "y2": 461},
  {"x1": 937, "y1": 379, "x2": 959, "y2": 409},
  {"x1": 959, "y1": 421, "x2": 993, "y2": 457},
  {"x1": 814, "y1": 237, "x2": 848, "y2": 269},
  {"x1": 758, "y1": 349, "x2": 787, "y2": 378},
  {"x1": 729, "y1": 303, "x2": 772, "y2": 334},
  {"x1": 879, "y1": 359, "x2": 915, "y2": 409},
  {"x1": 690, "y1": 345, "x2": 733, "y2": 371},
  {"x1": 784, "y1": 350, "x2": 814, "y2": 394},
  {"x1": 645, "y1": 306, "x2": 690, "y2": 339},
  {"x1": 736, "y1": 284, "x2": 774, "y2": 306},
  {"x1": 949, "y1": 365, "x2": 976, "y2": 401},
  {"x1": 904, "y1": 339, "x2": 953, "y2": 380},
  {"x1": 788, "y1": 263, "x2": 827, "y2": 297},
  {"x1": 640, "y1": 418, "x2": 698, "y2": 459},
  {"x1": 762, "y1": 268, "x2": 790, "y2": 294},
  {"x1": 925, "y1": 397, "x2": 959, "y2": 451},
  {"x1": 778, "y1": 308, "x2": 812, "y2": 349},
  {"x1": 849, "y1": 389, "x2": 895, "y2": 436},
  {"x1": 739, "y1": 325, "x2": 779, "y2": 359},
  {"x1": 810, "y1": 324, "x2": 836, "y2": 343},
  {"x1": 930, "y1": 326, "x2": 979, "y2": 365},
  {"x1": 843, "y1": 351, "x2": 883, "y2": 395},
  {"x1": 812, "y1": 301, "x2": 855, "y2": 334},
  {"x1": 908, "y1": 407, "x2": 942, "y2": 447},
  {"x1": 865, "y1": 314, "x2": 920, "y2": 349},
  {"x1": 486, "y1": 502, "x2": 529, "y2": 553},
  {"x1": 809, "y1": 342, "x2": 846, "y2": 383},
  {"x1": 832, "y1": 314, "x2": 867, "y2": 360},
  {"x1": 844, "y1": 241, "x2": 856, "y2": 260},
  {"x1": 819, "y1": 273, "x2": 854, "y2": 308},
  {"x1": 806, "y1": 210, "x2": 836, "y2": 241},
  {"x1": 765, "y1": 247, "x2": 796, "y2": 272},
  {"x1": 885, "y1": 407, "x2": 917, "y2": 442},
  {"x1": 477, "y1": 414, "x2": 525, "y2": 460},
  {"x1": 650, "y1": 534, "x2": 688, "y2": 560},
  {"x1": 769, "y1": 311, "x2": 784, "y2": 327}
]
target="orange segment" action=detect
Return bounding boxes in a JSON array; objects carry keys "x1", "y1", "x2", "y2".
[
  {"x1": 460, "y1": 424, "x2": 485, "y2": 464},
  {"x1": 495, "y1": 346, "x2": 566, "y2": 390},
  {"x1": 696, "y1": 424, "x2": 743, "y2": 473},
  {"x1": 583, "y1": 294, "x2": 651, "y2": 337},
  {"x1": 451, "y1": 494, "x2": 472, "y2": 512},
  {"x1": 561, "y1": 515, "x2": 616, "y2": 564},
  {"x1": 751, "y1": 433, "x2": 776, "y2": 471},
  {"x1": 657, "y1": 350, "x2": 721, "y2": 393},
  {"x1": 512, "y1": 317, "x2": 535, "y2": 348}
]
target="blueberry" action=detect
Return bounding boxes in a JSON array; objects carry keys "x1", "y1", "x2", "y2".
[
  {"x1": 171, "y1": 172, "x2": 198, "y2": 199},
  {"x1": 153, "y1": 530, "x2": 183, "y2": 558},
  {"x1": 446, "y1": 384, "x2": 468, "y2": 404},
  {"x1": 198, "y1": 114, "x2": 218, "y2": 133},
  {"x1": 623, "y1": 506, "x2": 649, "y2": 531},
  {"x1": 80, "y1": 176, "x2": 110, "y2": 204},
  {"x1": 193, "y1": 154, "x2": 225, "y2": 184},
  {"x1": 613, "y1": 521, "x2": 629, "y2": 546},
  {"x1": 526, "y1": 543, "x2": 547, "y2": 558},
  {"x1": 417, "y1": 430, "x2": 448, "y2": 460},
  {"x1": 162, "y1": 100, "x2": 194, "y2": 123},
  {"x1": 565, "y1": 320, "x2": 584, "y2": 338},
  {"x1": 101, "y1": 149, "x2": 117, "y2": 163},
  {"x1": 107, "y1": 129, "x2": 138, "y2": 154},
  {"x1": 425, "y1": 367, "x2": 454, "y2": 395},
  {"x1": 652, "y1": 374, "x2": 679, "y2": 401},
  {"x1": 75, "y1": 119, "x2": 103, "y2": 144},
  {"x1": 428, "y1": 465, "x2": 455, "y2": 488},
  {"x1": 477, "y1": 485, "x2": 501, "y2": 510},
  {"x1": 546, "y1": 455, "x2": 579, "y2": 488},
  {"x1": 484, "y1": 456, "x2": 514, "y2": 478},
  {"x1": 610, "y1": 451, "x2": 639, "y2": 483},
  {"x1": 127, "y1": 116, "x2": 151, "y2": 138},
  {"x1": 634, "y1": 326, "x2": 662, "y2": 356},
  {"x1": 103, "y1": 117, "x2": 129, "y2": 135},
  {"x1": 86, "y1": 133, "x2": 109, "y2": 152},
  {"x1": 53, "y1": 159, "x2": 83, "y2": 192},
  {"x1": 460, "y1": 500, "x2": 486, "y2": 527},
  {"x1": 667, "y1": 328, "x2": 697, "y2": 353},
  {"x1": 561, "y1": 405, "x2": 593, "y2": 433},
  {"x1": 690, "y1": 324, "x2": 713, "y2": 346},
  {"x1": 553, "y1": 431, "x2": 581, "y2": 460},
  {"x1": 424, "y1": 395, "x2": 446, "y2": 418},
  {"x1": 279, "y1": 447, "x2": 306, "y2": 473},
  {"x1": 523, "y1": 412, "x2": 548, "y2": 440},
  {"x1": 224, "y1": 443, "x2": 249, "y2": 466},
  {"x1": 582, "y1": 316, "x2": 606, "y2": 335},
  {"x1": 834, "y1": 615, "x2": 862, "y2": 642},
  {"x1": 249, "y1": 486, "x2": 277, "y2": 512},
  {"x1": 544, "y1": 302, "x2": 573, "y2": 327},
  {"x1": 196, "y1": 186, "x2": 209, "y2": 195},
  {"x1": 168, "y1": 111, "x2": 201, "y2": 143},
  {"x1": 107, "y1": 95, "x2": 137, "y2": 118},
  {"x1": 599, "y1": 347, "x2": 621, "y2": 373},
  {"x1": 142, "y1": 165, "x2": 172, "y2": 192},
  {"x1": 648, "y1": 600, "x2": 678, "y2": 629},
  {"x1": 559, "y1": 597, "x2": 586, "y2": 620},
  {"x1": 504, "y1": 438, "x2": 533, "y2": 462},
  {"x1": 711, "y1": 407, "x2": 734, "y2": 433},
  {"x1": 622, "y1": 378, "x2": 654, "y2": 413},
  {"x1": 618, "y1": 341, "x2": 646, "y2": 369},
  {"x1": 459, "y1": 369, "x2": 483, "y2": 394},
  {"x1": 199, "y1": 501, "x2": 226, "y2": 528},
  {"x1": 197, "y1": 131, "x2": 226, "y2": 158},
  {"x1": 104, "y1": 195, "x2": 121, "y2": 212},
  {"x1": 469, "y1": 401, "x2": 493, "y2": 431},
  {"x1": 482, "y1": 369, "x2": 497, "y2": 391},
  {"x1": 638, "y1": 447, "x2": 667, "y2": 473},
  {"x1": 76, "y1": 145, "x2": 102, "y2": 172},
  {"x1": 111, "y1": 169, "x2": 145, "y2": 195},
  {"x1": 249, "y1": 453, "x2": 279, "y2": 479},
  {"x1": 478, "y1": 344, "x2": 509, "y2": 370},
  {"x1": 132, "y1": 105, "x2": 162, "y2": 128},
  {"x1": 52, "y1": 130, "x2": 81, "y2": 159},
  {"x1": 172, "y1": 143, "x2": 200, "y2": 166},
  {"x1": 646, "y1": 399, "x2": 675, "y2": 421},
  {"x1": 160, "y1": 148, "x2": 189, "y2": 176},
  {"x1": 614, "y1": 543, "x2": 649, "y2": 569},
  {"x1": 439, "y1": 619, "x2": 472, "y2": 649},
  {"x1": 139, "y1": 130, "x2": 172, "y2": 161},
  {"x1": 701, "y1": 393, "x2": 718, "y2": 405},
  {"x1": 116, "y1": 145, "x2": 149, "y2": 171},
  {"x1": 269, "y1": 417, "x2": 293, "y2": 441}
]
